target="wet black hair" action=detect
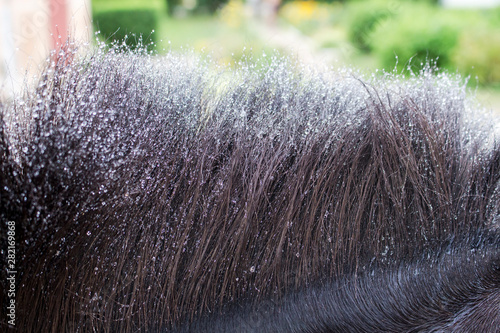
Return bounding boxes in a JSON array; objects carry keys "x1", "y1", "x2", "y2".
[{"x1": 1, "y1": 44, "x2": 499, "y2": 332}]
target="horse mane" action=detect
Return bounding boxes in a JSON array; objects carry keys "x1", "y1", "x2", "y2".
[{"x1": 1, "y1": 44, "x2": 498, "y2": 332}]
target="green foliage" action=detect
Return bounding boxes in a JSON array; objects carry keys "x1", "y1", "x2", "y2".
[
  {"x1": 197, "y1": 0, "x2": 230, "y2": 13},
  {"x1": 93, "y1": 9, "x2": 158, "y2": 50},
  {"x1": 163, "y1": 0, "x2": 229, "y2": 15},
  {"x1": 92, "y1": 0, "x2": 165, "y2": 49},
  {"x1": 93, "y1": 0, "x2": 165, "y2": 11},
  {"x1": 453, "y1": 28, "x2": 500, "y2": 85},
  {"x1": 165, "y1": 0, "x2": 178, "y2": 15},
  {"x1": 355, "y1": 3, "x2": 500, "y2": 83},
  {"x1": 345, "y1": 1, "x2": 398, "y2": 52},
  {"x1": 368, "y1": 5, "x2": 465, "y2": 72}
]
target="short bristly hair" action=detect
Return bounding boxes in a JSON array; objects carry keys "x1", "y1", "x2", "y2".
[{"x1": 1, "y1": 44, "x2": 499, "y2": 332}]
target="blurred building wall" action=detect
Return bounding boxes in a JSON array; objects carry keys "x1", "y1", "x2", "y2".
[{"x1": 0, "y1": 0, "x2": 92, "y2": 99}]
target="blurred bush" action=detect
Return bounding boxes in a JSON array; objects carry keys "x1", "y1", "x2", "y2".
[
  {"x1": 197, "y1": 0, "x2": 230, "y2": 13},
  {"x1": 92, "y1": 0, "x2": 164, "y2": 49},
  {"x1": 93, "y1": 0, "x2": 165, "y2": 12},
  {"x1": 166, "y1": 0, "x2": 179, "y2": 15},
  {"x1": 93, "y1": 10, "x2": 158, "y2": 49},
  {"x1": 338, "y1": 1, "x2": 500, "y2": 84},
  {"x1": 453, "y1": 28, "x2": 500, "y2": 85},
  {"x1": 165, "y1": 0, "x2": 229, "y2": 15},
  {"x1": 345, "y1": 1, "x2": 397, "y2": 52},
  {"x1": 368, "y1": 5, "x2": 471, "y2": 73}
]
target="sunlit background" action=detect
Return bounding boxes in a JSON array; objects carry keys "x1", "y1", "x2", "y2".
[{"x1": 1, "y1": 0, "x2": 500, "y2": 111}]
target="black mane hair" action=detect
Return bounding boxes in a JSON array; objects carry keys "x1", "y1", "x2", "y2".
[{"x1": 1, "y1": 44, "x2": 499, "y2": 332}]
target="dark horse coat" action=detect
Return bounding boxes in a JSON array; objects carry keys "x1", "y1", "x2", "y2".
[{"x1": 1, "y1": 45, "x2": 499, "y2": 332}]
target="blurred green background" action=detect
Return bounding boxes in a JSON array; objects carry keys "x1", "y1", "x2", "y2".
[{"x1": 91, "y1": 0, "x2": 500, "y2": 111}]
